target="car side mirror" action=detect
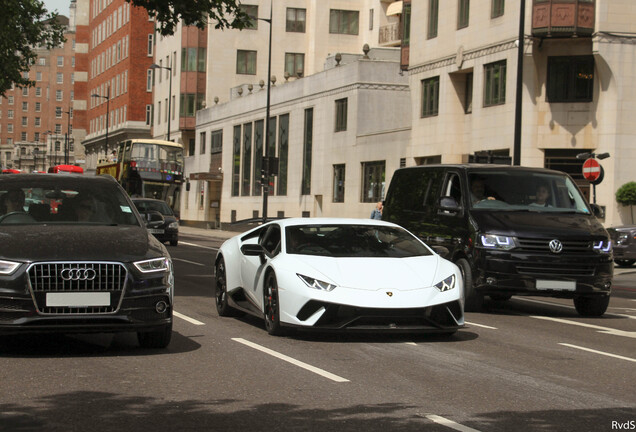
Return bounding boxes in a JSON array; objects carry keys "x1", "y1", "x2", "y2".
[
  {"x1": 241, "y1": 243, "x2": 265, "y2": 256},
  {"x1": 439, "y1": 196, "x2": 461, "y2": 212},
  {"x1": 590, "y1": 203, "x2": 604, "y2": 219},
  {"x1": 142, "y1": 210, "x2": 165, "y2": 228}
]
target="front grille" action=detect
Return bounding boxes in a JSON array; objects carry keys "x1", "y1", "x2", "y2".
[
  {"x1": 516, "y1": 237, "x2": 591, "y2": 253},
  {"x1": 27, "y1": 262, "x2": 127, "y2": 315},
  {"x1": 516, "y1": 261, "x2": 596, "y2": 277}
]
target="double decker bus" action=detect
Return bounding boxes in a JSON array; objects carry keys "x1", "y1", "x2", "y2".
[{"x1": 96, "y1": 139, "x2": 184, "y2": 211}]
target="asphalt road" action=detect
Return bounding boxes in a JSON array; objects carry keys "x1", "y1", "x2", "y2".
[{"x1": 1, "y1": 230, "x2": 634, "y2": 432}]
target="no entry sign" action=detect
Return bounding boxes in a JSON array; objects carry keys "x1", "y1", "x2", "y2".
[{"x1": 582, "y1": 158, "x2": 601, "y2": 182}]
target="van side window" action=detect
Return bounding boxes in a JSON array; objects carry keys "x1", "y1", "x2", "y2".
[{"x1": 443, "y1": 173, "x2": 463, "y2": 204}]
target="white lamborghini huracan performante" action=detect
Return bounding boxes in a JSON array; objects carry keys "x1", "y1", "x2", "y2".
[{"x1": 214, "y1": 218, "x2": 464, "y2": 335}]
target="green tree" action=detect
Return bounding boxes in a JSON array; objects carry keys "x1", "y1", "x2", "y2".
[
  {"x1": 616, "y1": 181, "x2": 636, "y2": 223},
  {"x1": 0, "y1": 0, "x2": 250, "y2": 96},
  {"x1": 0, "y1": 0, "x2": 65, "y2": 97},
  {"x1": 128, "y1": 0, "x2": 251, "y2": 36}
]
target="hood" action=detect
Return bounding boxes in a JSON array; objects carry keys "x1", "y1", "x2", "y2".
[
  {"x1": 470, "y1": 211, "x2": 608, "y2": 239},
  {"x1": 0, "y1": 225, "x2": 163, "y2": 262},
  {"x1": 289, "y1": 255, "x2": 441, "y2": 291}
]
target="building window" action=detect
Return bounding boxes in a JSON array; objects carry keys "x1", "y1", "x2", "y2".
[
  {"x1": 55, "y1": 106, "x2": 62, "y2": 118},
  {"x1": 251, "y1": 120, "x2": 263, "y2": 196},
  {"x1": 421, "y1": 76, "x2": 440, "y2": 117},
  {"x1": 236, "y1": 50, "x2": 257, "y2": 75},
  {"x1": 55, "y1": 124, "x2": 61, "y2": 134},
  {"x1": 284, "y1": 53, "x2": 304, "y2": 77},
  {"x1": 188, "y1": 138, "x2": 195, "y2": 156},
  {"x1": 242, "y1": 123, "x2": 251, "y2": 196},
  {"x1": 335, "y1": 98, "x2": 348, "y2": 132},
  {"x1": 56, "y1": 90, "x2": 63, "y2": 101},
  {"x1": 362, "y1": 161, "x2": 385, "y2": 203},
  {"x1": 491, "y1": 0, "x2": 504, "y2": 18},
  {"x1": 277, "y1": 114, "x2": 289, "y2": 196},
  {"x1": 36, "y1": 87, "x2": 41, "y2": 97},
  {"x1": 21, "y1": 132, "x2": 27, "y2": 141},
  {"x1": 200, "y1": 131, "x2": 207, "y2": 155},
  {"x1": 181, "y1": 47, "x2": 206, "y2": 72},
  {"x1": 465, "y1": 72, "x2": 473, "y2": 114},
  {"x1": 180, "y1": 93, "x2": 204, "y2": 117},
  {"x1": 35, "y1": 117, "x2": 41, "y2": 127},
  {"x1": 22, "y1": 88, "x2": 29, "y2": 97},
  {"x1": 369, "y1": 8, "x2": 374, "y2": 30},
  {"x1": 286, "y1": 8, "x2": 306, "y2": 32},
  {"x1": 484, "y1": 60, "x2": 506, "y2": 106},
  {"x1": 35, "y1": 102, "x2": 41, "y2": 112},
  {"x1": 157, "y1": 101, "x2": 161, "y2": 125},
  {"x1": 7, "y1": 124, "x2": 13, "y2": 133},
  {"x1": 7, "y1": 110, "x2": 13, "y2": 119},
  {"x1": 547, "y1": 56, "x2": 594, "y2": 103},
  {"x1": 232, "y1": 125, "x2": 241, "y2": 197},
  {"x1": 458, "y1": 0, "x2": 469, "y2": 29},
  {"x1": 240, "y1": 4, "x2": 258, "y2": 29},
  {"x1": 301, "y1": 108, "x2": 313, "y2": 195},
  {"x1": 428, "y1": 0, "x2": 439, "y2": 39},
  {"x1": 22, "y1": 102, "x2": 28, "y2": 111},
  {"x1": 211, "y1": 129, "x2": 223, "y2": 154},
  {"x1": 147, "y1": 69, "x2": 152, "y2": 91},
  {"x1": 329, "y1": 9, "x2": 359, "y2": 35},
  {"x1": 56, "y1": 73, "x2": 63, "y2": 84},
  {"x1": 57, "y1": 56, "x2": 64, "y2": 67},
  {"x1": 145, "y1": 105, "x2": 152, "y2": 125},
  {"x1": 333, "y1": 164, "x2": 345, "y2": 203},
  {"x1": 22, "y1": 117, "x2": 28, "y2": 126},
  {"x1": 147, "y1": 34, "x2": 154, "y2": 56}
]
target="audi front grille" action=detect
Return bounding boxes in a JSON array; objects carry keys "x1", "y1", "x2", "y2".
[{"x1": 27, "y1": 262, "x2": 127, "y2": 315}]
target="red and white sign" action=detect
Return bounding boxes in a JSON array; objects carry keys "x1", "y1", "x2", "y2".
[{"x1": 582, "y1": 158, "x2": 601, "y2": 182}]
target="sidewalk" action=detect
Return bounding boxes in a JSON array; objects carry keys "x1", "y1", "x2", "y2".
[{"x1": 178, "y1": 225, "x2": 241, "y2": 241}]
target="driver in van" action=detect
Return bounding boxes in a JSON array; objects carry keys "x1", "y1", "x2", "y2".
[
  {"x1": 470, "y1": 178, "x2": 495, "y2": 204},
  {"x1": 531, "y1": 183, "x2": 552, "y2": 207}
]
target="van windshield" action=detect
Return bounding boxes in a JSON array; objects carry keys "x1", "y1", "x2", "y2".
[{"x1": 468, "y1": 171, "x2": 590, "y2": 213}]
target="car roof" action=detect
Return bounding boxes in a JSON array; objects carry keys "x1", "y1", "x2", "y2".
[
  {"x1": 268, "y1": 217, "x2": 401, "y2": 229},
  {"x1": 396, "y1": 164, "x2": 566, "y2": 175},
  {"x1": 0, "y1": 173, "x2": 116, "y2": 188},
  {"x1": 131, "y1": 198, "x2": 165, "y2": 203}
]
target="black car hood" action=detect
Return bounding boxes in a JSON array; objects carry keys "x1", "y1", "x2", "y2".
[
  {"x1": 470, "y1": 211, "x2": 608, "y2": 239},
  {"x1": 0, "y1": 225, "x2": 165, "y2": 262}
]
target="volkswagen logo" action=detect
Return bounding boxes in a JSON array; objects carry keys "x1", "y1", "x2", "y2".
[
  {"x1": 61, "y1": 268, "x2": 97, "y2": 281},
  {"x1": 549, "y1": 239, "x2": 563, "y2": 254}
]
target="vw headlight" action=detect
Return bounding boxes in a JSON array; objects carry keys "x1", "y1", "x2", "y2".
[
  {"x1": 297, "y1": 274, "x2": 337, "y2": 292},
  {"x1": 480, "y1": 234, "x2": 517, "y2": 251},
  {"x1": 0, "y1": 260, "x2": 20, "y2": 275},
  {"x1": 168, "y1": 221, "x2": 179, "y2": 229},
  {"x1": 134, "y1": 257, "x2": 170, "y2": 273},
  {"x1": 434, "y1": 274, "x2": 456, "y2": 292},
  {"x1": 593, "y1": 240, "x2": 612, "y2": 253}
]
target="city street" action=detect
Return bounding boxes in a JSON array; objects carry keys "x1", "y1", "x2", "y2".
[{"x1": 1, "y1": 228, "x2": 635, "y2": 432}]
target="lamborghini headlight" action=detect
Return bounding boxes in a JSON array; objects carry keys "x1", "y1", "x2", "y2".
[
  {"x1": 134, "y1": 257, "x2": 170, "y2": 273},
  {"x1": 434, "y1": 274, "x2": 456, "y2": 292},
  {"x1": 297, "y1": 274, "x2": 337, "y2": 292},
  {"x1": 0, "y1": 260, "x2": 20, "y2": 275}
]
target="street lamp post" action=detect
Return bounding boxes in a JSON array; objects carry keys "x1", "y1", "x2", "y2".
[
  {"x1": 259, "y1": 1, "x2": 273, "y2": 223},
  {"x1": 150, "y1": 62, "x2": 172, "y2": 141},
  {"x1": 91, "y1": 86, "x2": 110, "y2": 160},
  {"x1": 63, "y1": 107, "x2": 72, "y2": 165}
]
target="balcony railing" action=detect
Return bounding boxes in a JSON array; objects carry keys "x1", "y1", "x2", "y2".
[
  {"x1": 379, "y1": 22, "x2": 402, "y2": 46},
  {"x1": 532, "y1": 0, "x2": 595, "y2": 38}
]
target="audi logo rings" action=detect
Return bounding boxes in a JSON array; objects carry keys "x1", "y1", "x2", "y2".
[{"x1": 61, "y1": 268, "x2": 97, "y2": 281}]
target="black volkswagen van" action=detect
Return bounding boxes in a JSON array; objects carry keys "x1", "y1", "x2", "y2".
[{"x1": 382, "y1": 165, "x2": 613, "y2": 316}]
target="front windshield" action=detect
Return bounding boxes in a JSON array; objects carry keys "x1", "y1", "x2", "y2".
[
  {"x1": 285, "y1": 224, "x2": 432, "y2": 258},
  {"x1": 0, "y1": 178, "x2": 140, "y2": 226},
  {"x1": 468, "y1": 171, "x2": 590, "y2": 213},
  {"x1": 134, "y1": 200, "x2": 173, "y2": 216},
  {"x1": 131, "y1": 143, "x2": 184, "y2": 172}
]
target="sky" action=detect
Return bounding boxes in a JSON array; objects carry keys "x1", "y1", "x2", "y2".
[{"x1": 43, "y1": 0, "x2": 71, "y2": 17}]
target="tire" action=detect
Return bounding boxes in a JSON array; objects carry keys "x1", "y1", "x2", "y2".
[
  {"x1": 263, "y1": 271, "x2": 285, "y2": 336},
  {"x1": 573, "y1": 295, "x2": 610, "y2": 317},
  {"x1": 170, "y1": 239, "x2": 178, "y2": 246},
  {"x1": 615, "y1": 259, "x2": 635, "y2": 268},
  {"x1": 137, "y1": 321, "x2": 172, "y2": 348},
  {"x1": 215, "y1": 257, "x2": 240, "y2": 317},
  {"x1": 456, "y1": 258, "x2": 483, "y2": 312}
]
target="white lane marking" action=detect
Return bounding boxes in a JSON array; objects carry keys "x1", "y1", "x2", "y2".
[
  {"x1": 531, "y1": 316, "x2": 636, "y2": 338},
  {"x1": 517, "y1": 297, "x2": 635, "y2": 320},
  {"x1": 179, "y1": 241, "x2": 219, "y2": 251},
  {"x1": 232, "y1": 338, "x2": 349, "y2": 383},
  {"x1": 172, "y1": 257, "x2": 206, "y2": 267},
  {"x1": 174, "y1": 311, "x2": 205, "y2": 326},
  {"x1": 425, "y1": 414, "x2": 482, "y2": 432},
  {"x1": 465, "y1": 321, "x2": 498, "y2": 330},
  {"x1": 559, "y1": 343, "x2": 636, "y2": 363}
]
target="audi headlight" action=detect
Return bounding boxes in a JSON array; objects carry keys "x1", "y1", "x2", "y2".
[
  {"x1": 434, "y1": 274, "x2": 456, "y2": 292},
  {"x1": 0, "y1": 260, "x2": 20, "y2": 275},
  {"x1": 480, "y1": 234, "x2": 517, "y2": 251},
  {"x1": 168, "y1": 221, "x2": 179, "y2": 229},
  {"x1": 593, "y1": 240, "x2": 612, "y2": 253},
  {"x1": 134, "y1": 257, "x2": 170, "y2": 273},
  {"x1": 297, "y1": 274, "x2": 337, "y2": 292}
]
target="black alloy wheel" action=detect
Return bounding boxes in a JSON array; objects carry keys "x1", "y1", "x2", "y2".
[
  {"x1": 573, "y1": 295, "x2": 610, "y2": 317},
  {"x1": 456, "y1": 257, "x2": 484, "y2": 312},
  {"x1": 264, "y1": 271, "x2": 284, "y2": 336},
  {"x1": 215, "y1": 257, "x2": 237, "y2": 317}
]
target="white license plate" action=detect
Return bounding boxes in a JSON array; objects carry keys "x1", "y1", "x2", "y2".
[
  {"x1": 149, "y1": 229, "x2": 165, "y2": 234},
  {"x1": 46, "y1": 292, "x2": 111, "y2": 307},
  {"x1": 536, "y1": 280, "x2": 576, "y2": 291}
]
